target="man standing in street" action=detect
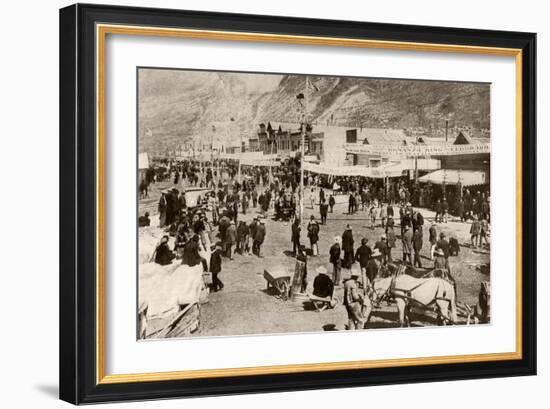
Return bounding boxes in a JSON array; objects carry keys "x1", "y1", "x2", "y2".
[
  {"x1": 328, "y1": 194, "x2": 336, "y2": 213},
  {"x1": 429, "y1": 222, "x2": 437, "y2": 260},
  {"x1": 366, "y1": 248, "x2": 383, "y2": 287},
  {"x1": 442, "y1": 197, "x2": 449, "y2": 223},
  {"x1": 291, "y1": 218, "x2": 301, "y2": 255},
  {"x1": 355, "y1": 238, "x2": 372, "y2": 274},
  {"x1": 402, "y1": 225, "x2": 413, "y2": 265},
  {"x1": 209, "y1": 243, "x2": 224, "y2": 292},
  {"x1": 470, "y1": 215, "x2": 481, "y2": 248},
  {"x1": 374, "y1": 235, "x2": 388, "y2": 265},
  {"x1": 319, "y1": 198, "x2": 328, "y2": 225},
  {"x1": 307, "y1": 215, "x2": 320, "y2": 256},
  {"x1": 253, "y1": 219, "x2": 266, "y2": 257},
  {"x1": 436, "y1": 232, "x2": 451, "y2": 273},
  {"x1": 343, "y1": 266, "x2": 365, "y2": 330},
  {"x1": 413, "y1": 227, "x2": 423, "y2": 268},
  {"x1": 226, "y1": 220, "x2": 237, "y2": 260},
  {"x1": 342, "y1": 224, "x2": 355, "y2": 269},
  {"x1": 329, "y1": 236, "x2": 342, "y2": 286}
]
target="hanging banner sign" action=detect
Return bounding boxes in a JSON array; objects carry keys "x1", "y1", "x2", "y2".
[
  {"x1": 302, "y1": 162, "x2": 404, "y2": 178},
  {"x1": 344, "y1": 142, "x2": 490, "y2": 157}
]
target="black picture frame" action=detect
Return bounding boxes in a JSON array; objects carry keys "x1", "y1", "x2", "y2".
[{"x1": 59, "y1": 3, "x2": 536, "y2": 404}]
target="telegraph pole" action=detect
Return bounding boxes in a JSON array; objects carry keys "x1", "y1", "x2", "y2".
[{"x1": 297, "y1": 76, "x2": 309, "y2": 223}]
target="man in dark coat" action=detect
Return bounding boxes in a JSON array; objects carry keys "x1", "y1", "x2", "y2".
[
  {"x1": 291, "y1": 218, "x2": 301, "y2": 255},
  {"x1": 441, "y1": 197, "x2": 449, "y2": 223},
  {"x1": 158, "y1": 192, "x2": 167, "y2": 227},
  {"x1": 400, "y1": 209, "x2": 412, "y2": 237},
  {"x1": 307, "y1": 215, "x2": 320, "y2": 256},
  {"x1": 312, "y1": 265, "x2": 334, "y2": 299},
  {"x1": 387, "y1": 203, "x2": 394, "y2": 218},
  {"x1": 435, "y1": 232, "x2": 451, "y2": 273},
  {"x1": 154, "y1": 236, "x2": 175, "y2": 265},
  {"x1": 209, "y1": 243, "x2": 224, "y2": 292},
  {"x1": 429, "y1": 222, "x2": 437, "y2": 260},
  {"x1": 319, "y1": 199, "x2": 329, "y2": 225},
  {"x1": 402, "y1": 225, "x2": 413, "y2": 265},
  {"x1": 342, "y1": 225, "x2": 355, "y2": 269},
  {"x1": 253, "y1": 219, "x2": 266, "y2": 257},
  {"x1": 374, "y1": 236, "x2": 389, "y2": 265},
  {"x1": 365, "y1": 248, "x2": 383, "y2": 284},
  {"x1": 355, "y1": 238, "x2": 372, "y2": 272},
  {"x1": 181, "y1": 234, "x2": 202, "y2": 267},
  {"x1": 236, "y1": 220, "x2": 250, "y2": 255},
  {"x1": 413, "y1": 227, "x2": 423, "y2": 268},
  {"x1": 329, "y1": 237, "x2": 342, "y2": 286},
  {"x1": 226, "y1": 220, "x2": 237, "y2": 260},
  {"x1": 457, "y1": 198, "x2": 465, "y2": 222},
  {"x1": 413, "y1": 211, "x2": 424, "y2": 232},
  {"x1": 138, "y1": 212, "x2": 151, "y2": 227},
  {"x1": 328, "y1": 194, "x2": 336, "y2": 213},
  {"x1": 434, "y1": 199, "x2": 442, "y2": 223},
  {"x1": 385, "y1": 215, "x2": 395, "y2": 234}
]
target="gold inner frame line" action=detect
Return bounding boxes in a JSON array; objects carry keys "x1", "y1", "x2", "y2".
[{"x1": 95, "y1": 23, "x2": 523, "y2": 385}]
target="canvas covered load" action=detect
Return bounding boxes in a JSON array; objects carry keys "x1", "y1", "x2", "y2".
[{"x1": 139, "y1": 264, "x2": 207, "y2": 317}]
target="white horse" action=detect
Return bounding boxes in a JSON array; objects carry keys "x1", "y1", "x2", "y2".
[{"x1": 370, "y1": 274, "x2": 457, "y2": 327}]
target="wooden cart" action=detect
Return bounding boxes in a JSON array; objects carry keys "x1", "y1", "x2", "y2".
[{"x1": 263, "y1": 269, "x2": 291, "y2": 300}]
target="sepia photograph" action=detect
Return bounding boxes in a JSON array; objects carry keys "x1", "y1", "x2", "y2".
[{"x1": 136, "y1": 67, "x2": 491, "y2": 340}]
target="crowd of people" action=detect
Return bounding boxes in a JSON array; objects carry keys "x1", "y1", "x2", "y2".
[{"x1": 138, "y1": 158, "x2": 490, "y2": 329}]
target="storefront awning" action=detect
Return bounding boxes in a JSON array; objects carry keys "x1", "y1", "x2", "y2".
[{"x1": 418, "y1": 169, "x2": 488, "y2": 186}]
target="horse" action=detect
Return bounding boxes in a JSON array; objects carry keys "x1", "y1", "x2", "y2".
[{"x1": 369, "y1": 274, "x2": 457, "y2": 327}]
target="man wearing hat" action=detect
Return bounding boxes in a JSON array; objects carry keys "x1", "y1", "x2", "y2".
[
  {"x1": 312, "y1": 265, "x2": 334, "y2": 300},
  {"x1": 342, "y1": 224, "x2": 355, "y2": 269},
  {"x1": 291, "y1": 218, "x2": 302, "y2": 256},
  {"x1": 329, "y1": 236, "x2": 342, "y2": 286},
  {"x1": 433, "y1": 248, "x2": 447, "y2": 271},
  {"x1": 181, "y1": 234, "x2": 202, "y2": 267},
  {"x1": 436, "y1": 232, "x2": 451, "y2": 273},
  {"x1": 429, "y1": 222, "x2": 437, "y2": 260},
  {"x1": 158, "y1": 191, "x2": 167, "y2": 227},
  {"x1": 386, "y1": 228, "x2": 396, "y2": 262},
  {"x1": 374, "y1": 235, "x2": 388, "y2": 265},
  {"x1": 226, "y1": 220, "x2": 237, "y2": 260},
  {"x1": 470, "y1": 215, "x2": 481, "y2": 248},
  {"x1": 138, "y1": 212, "x2": 151, "y2": 227},
  {"x1": 402, "y1": 225, "x2": 413, "y2": 265},
  {"x1": 413, "y1": 227, "x2": 423, "y2": 268},
  {"x1": 385, "y1": 214, "x2": 395, "y2": 234},
  {"x1": 366, "y1": 248, "x2": 383, "y2": 285},
  {"x1": 355, "y1": 238, "x2": 372, "y2": 273},
  {"x1": 253, "y1": 218, "x2": 266, "y2": 257},
  {"x1": 307, "y1": 215, "x2": 320, "y2": 256},
  {"x1": 209, "y1": 243, "x2": 224, "y2": 292},
  {"x1": 343, "y1": 264, "x2": 365, "y2": 330},
  {"x1": 154, "y1": 235, "x2": 175, "y2": 266}
]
